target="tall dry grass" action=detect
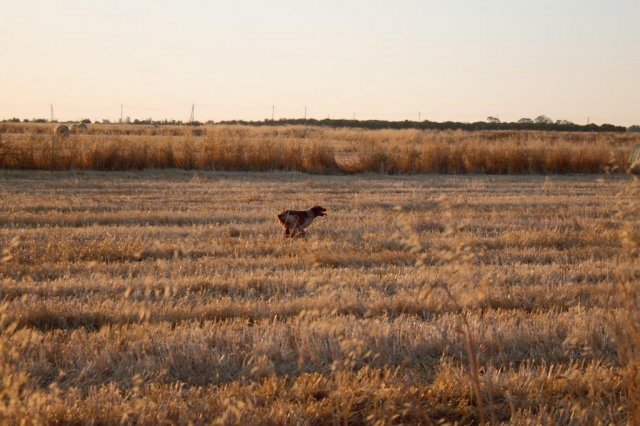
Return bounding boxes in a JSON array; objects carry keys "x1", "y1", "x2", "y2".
[
  {"x1": 1, "y1": 123, "x2": 638, "y2": 174},
  {"x1": 353, "y1": 137, "x2": 625, "y2": 174},
  {"x1": 0, "y1": 133, "x2": 339, "y2": 174}
]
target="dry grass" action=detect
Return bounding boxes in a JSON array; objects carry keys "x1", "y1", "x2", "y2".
[
  {"x1": 0, "y1": 170, "x2": 638, "y2": 424},
  {"x1": 1, "y1": 123, "x2": 638, "y2": 174}
]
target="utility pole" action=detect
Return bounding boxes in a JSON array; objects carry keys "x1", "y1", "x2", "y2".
[
  {"x1": 50, "y1": 104, "x2": 54, "y2": 122},
  {"x1": 418, "y1": 112, "x2": 421, "y2": 122},
  {"x1": 272, "y1": 105, "x2": 275, "y2": 121},
  {"x1": 304, "y1": 106, "x2": 307, "y2": 120},
  {"x1": 587, "y1": 116, "x2": 590, "y2": 125},
  {"x1": 353, "y1": 112, "x2": 356, "y2": 120},
  {"x1": 189, "y1": 104, "x2": 195, "y2": 123}
]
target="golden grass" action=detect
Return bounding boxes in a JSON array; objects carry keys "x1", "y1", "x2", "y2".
[
  {"x1": 0, "y1": 171, "x2": 638, "y2": 424},
  {"x1": 1, "y1": 123, "x2": 638, "y2": 174}
]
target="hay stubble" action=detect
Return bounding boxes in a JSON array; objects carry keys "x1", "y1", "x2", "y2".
[{"x1": 0, "y1": 171, "x2": 637, "y2": 424}]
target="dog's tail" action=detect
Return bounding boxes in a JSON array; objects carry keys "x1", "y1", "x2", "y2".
[{"x1": 277, "y1": 212, "x2": 287, "y2": 225}]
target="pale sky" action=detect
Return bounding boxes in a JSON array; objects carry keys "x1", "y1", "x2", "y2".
[{"x1": 1, "y1": 0, "x2": 639, "y2": 125}]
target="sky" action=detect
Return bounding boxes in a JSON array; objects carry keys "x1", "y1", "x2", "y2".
[{"x1": 1, "y1": 0, "x2": 639, "y2": 125}]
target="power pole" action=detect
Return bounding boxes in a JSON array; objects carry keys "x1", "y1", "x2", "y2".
[
  {"x1": 189, "y1": 104, "x2": 195, "y2": 123},
  {"x1": 50, "y1": 104, "x2": 54, "y2": 122},
  {"x1": 418, "y1": 112, "x2": 421, "y2": 122},
  {"x1": 272, "y1": 105, "x2": 275, "y2": 121},
  {"x1": 587, "y1": 116, "x2": 590, "y2": 125},
  {"x1": 304, "y1": 106, "x2": 307, "y2": 120}
]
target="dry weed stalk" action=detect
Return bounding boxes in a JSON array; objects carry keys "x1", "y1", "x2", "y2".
[
  {"x1": 0, "y1": 303, "x2": 46, "y2": 422},
  {"x1": 1, "y1": 236, "x2": 21, "y2": 264},
  {"x1": 393, "y1": 199, "x2": 496, "y2": 424},
  {"x1": 629, "y1": 144, "x2": 640, "y2": 174},
  {"x1": 606, "y1": 177, "x2": 640, "y2": 422}
]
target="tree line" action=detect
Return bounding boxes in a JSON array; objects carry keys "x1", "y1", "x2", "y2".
[
  {"x1": 219, "y1": 117, "x2": 627, "y2": 132},
  {"x1": 3, "y1": 116, "x2": 632, "y2": 132}
]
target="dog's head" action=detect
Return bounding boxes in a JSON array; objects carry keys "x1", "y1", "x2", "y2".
[{"x1": 311, "y1": 206, "x2": 327, "y2": 217}]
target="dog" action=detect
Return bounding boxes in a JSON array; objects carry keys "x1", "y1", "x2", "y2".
[{"x1": 277, "y1": 206, "x2": 327, "y2": 237}]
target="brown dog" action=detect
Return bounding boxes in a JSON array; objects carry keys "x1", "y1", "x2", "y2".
[{"x1": 277, "y1": 206, "x2": 327, "y2": 237}]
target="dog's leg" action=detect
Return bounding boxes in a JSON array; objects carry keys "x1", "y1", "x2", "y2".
[{"x1": 284, "y1": 226, "x2": 291, "y2": 237}]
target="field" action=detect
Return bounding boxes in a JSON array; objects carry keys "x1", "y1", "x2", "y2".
[
  {"x1": 1, "y1": 169, "x2": 638, "y2": 424},
  {"x1": 1, "y1": 123, "x2": 639, "y2": 174}
]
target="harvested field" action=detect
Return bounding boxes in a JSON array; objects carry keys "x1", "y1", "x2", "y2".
[{"x1": 1, "y1": 171, "x2": 638, "y2": 424}]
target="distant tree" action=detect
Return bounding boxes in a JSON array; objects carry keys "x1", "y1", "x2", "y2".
[
  {"x1": 214, "y1": 117, "x2": 625, "y2": 132},
  {"x1": 535, "y1": 115, "x2": 553, "y2": 124},
  {"x1": 555, "y1": 119, "x2": 574, "y2": 125},
  {"x1": 33, "y1": 118, "x2": 48, "y2": 123},
  {"x1": 486, "y1": 116, "x2": 500, "y2": 123},
  {"x1": 124, "y1": 116, "x2": 131, "y2": 124},
  {"x1": 80, "y1": 118, "x2": 92, "y2": 124},
  {"x1": 628, "y1": 125, "x2": 640, "y2": 133},
  {"x1": 132, "y1": 118, "x2": 155, "y2": 125},
  {"x1": 101, "y1": 119, "x2": 111, "y2": 124},
  {"x1": 7, "y1": 118, "x2": 20, "y2": 122}
]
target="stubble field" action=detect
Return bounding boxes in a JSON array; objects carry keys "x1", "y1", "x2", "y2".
[{"x1": 1, "y1": 170, "x2": 638, "y2": 424}]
